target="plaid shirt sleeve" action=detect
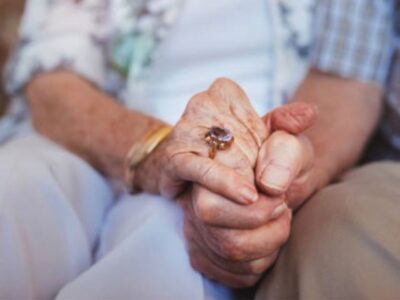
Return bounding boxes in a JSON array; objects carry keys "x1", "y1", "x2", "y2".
[{"x1": 310, "y1": 0, "x2": 395, "y2": 86}]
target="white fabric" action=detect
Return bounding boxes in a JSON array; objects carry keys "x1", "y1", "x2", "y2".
[
  {"x1": 0, "y1": 135, "x2": 113, "y2": 300},
  {"x1": 126, "y1": 0, "x2": 274, "y2": 123},
  {"x1": 0, "y1": 1, "x2": 274, "y2": 299},
  {"x1": 0, "y1": 0, "x2": 315, "y2": 144},
  {"x1": 0, "y1": 134, "x2": 232, "y2": 300}
]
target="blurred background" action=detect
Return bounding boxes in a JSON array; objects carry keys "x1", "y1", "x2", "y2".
[{"x1": 0, "y1": 0, "x2": 24, "y2": 116}]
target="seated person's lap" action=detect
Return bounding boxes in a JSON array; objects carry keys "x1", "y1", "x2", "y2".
[
  {"x1": 257, "y1": 162, "x2": 400, "y2": 300},
  {"x1": 57, "y1": 193, "x2": 233, "y2": 300},
  {"x1": 0, "y1": 134, "x2": 233, "y2": 300},
  {"x1": 0, "y1": 134, "x2": 112, "y2": 299}
]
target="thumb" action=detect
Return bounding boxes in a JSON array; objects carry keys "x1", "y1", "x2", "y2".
[
  {"x1": 264, "y1": 102, "x2": 317, "y2": 135},
  {"x1": 256, "y1": 130, "x2": 313, "y2": 196}
]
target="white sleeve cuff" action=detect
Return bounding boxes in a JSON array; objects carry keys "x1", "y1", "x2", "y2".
[{"x1": 5, "y1": 34, "x2": 107, "y2": 95}]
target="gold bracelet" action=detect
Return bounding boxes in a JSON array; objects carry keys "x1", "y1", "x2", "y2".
[{"x1": 125, "y1": 126, "x2": 172, "y2": 192}]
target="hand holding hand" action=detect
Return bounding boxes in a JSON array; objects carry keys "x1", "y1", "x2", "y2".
[
  {"x1": 256, "y1": 102, "x2": 318, "y2": 208},
  {"x1": 180, "y1": 94, "x2": 318, "y2": 287},
  {"x1": 132, "y1": 78, "x2": 268, "y2": 204},
  {"x1": 179, "y1": 186, "x2": 291, "y2": 288}
]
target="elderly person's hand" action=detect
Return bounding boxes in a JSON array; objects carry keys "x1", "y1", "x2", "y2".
[
  {"x1": 178, "y1": 101, "x2": 316, "y2": 287},
  {"x1": 134, "y1": 77, "x2": 317, "y2": 287},
  {"x1": 132, "y1": 78, "x2": 268, "y2": 204},
  {"x1": 180, "y1": 185, "x2": 290, "y2": 287},
  {"x1": 256, "y1": 103, "x2": 318, "y2": 208}
]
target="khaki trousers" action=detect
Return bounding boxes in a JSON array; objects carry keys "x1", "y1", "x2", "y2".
[{"x1": 256, "y1": 162, "x2": 400, "y2": 300}]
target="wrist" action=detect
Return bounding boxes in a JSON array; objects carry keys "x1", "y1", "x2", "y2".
[
  {"x1": 311, "y1": 158, "x2": 336, "y2": 192},
  {"x1": 124, "y1": 125, "x2": 172, "y2": 193}
]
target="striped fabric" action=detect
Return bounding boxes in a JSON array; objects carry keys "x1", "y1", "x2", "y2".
[
  {"x1": 311, "y1": 0, "x2": 400, "y2": 158},
  {"x1": 310, "y1": 0, "x2": 395, "y2": 85}
]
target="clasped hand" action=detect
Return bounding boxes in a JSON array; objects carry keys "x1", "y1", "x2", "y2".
[{"x1": 133, "y1": 78, "x2": 317, "y2": 287}]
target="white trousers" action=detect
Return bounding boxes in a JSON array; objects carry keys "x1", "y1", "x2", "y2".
[{"x1": 0, "y1": 134, "x2": 232, "y2": 300}]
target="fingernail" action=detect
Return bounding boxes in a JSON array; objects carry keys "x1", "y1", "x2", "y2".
[
  {"x1": 241, "y1": 186, "x2": 258, "y2": 203},
  {"x1": 271, "y1": 202, "x2": 288, "y2": 219},
  {"x1": 250, "y1": 257, "x2": 268, "y2": 274},
  {"x1": 261, "y1": 163, "x2": 291, "y2": 193}
]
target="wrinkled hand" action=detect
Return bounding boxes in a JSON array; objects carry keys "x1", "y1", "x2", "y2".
[
  {"x1": 256, "y1": 103, "x2": 318, "y2": 208},
  {"x1": 133, "y1": 78, "x2": 267, "y2": 204},
  {"x1": 178, "y1": 83, "x2": 317, "y2": 287},
  {"x1": 179, "y1": 186, "x2": 291, "y2": 287}
]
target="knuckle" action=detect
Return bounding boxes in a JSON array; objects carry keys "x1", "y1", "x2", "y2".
[
  {"x1": 194, "y1": 194, "x2": 216, "y2": 223},
  {"x1": 188, "y1": 91, "x2": 209, "y2": 106},
  {"x1": 209, "y1": 78, "x2": 244, "y2": 101},
  {"x1": 251, "y1": 208, "x2": 269, "y2": 226},
  {"x1": 218, "y1": 233, "x2": 248, "y2": 261},
  {"x1": 184, "y1": 92, "x2": 211, "y2": 116},
  {"x1": 211, "y1": 77, "x2": 237, "y2": 89}
]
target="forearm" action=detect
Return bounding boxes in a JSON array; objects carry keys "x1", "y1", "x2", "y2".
[
  {"x1": 291, "y1": 69, "x2": 384, "y2": 188},
  {"x1": 25, "y1": 71, "x2": 166, "y2": 179}
]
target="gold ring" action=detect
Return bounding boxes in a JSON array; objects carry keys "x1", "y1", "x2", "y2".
[{"x1": 204, "y1": 126, "x2": 234, "y2": 159}]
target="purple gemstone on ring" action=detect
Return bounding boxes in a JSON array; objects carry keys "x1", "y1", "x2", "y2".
[{"x1": 207, "y1": 126, "x2": 233, "y2": 143}]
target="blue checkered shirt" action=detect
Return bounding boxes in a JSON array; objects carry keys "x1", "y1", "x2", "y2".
[{"x1": 310, "y1": 0, "x2": 399, "y2": 157}]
